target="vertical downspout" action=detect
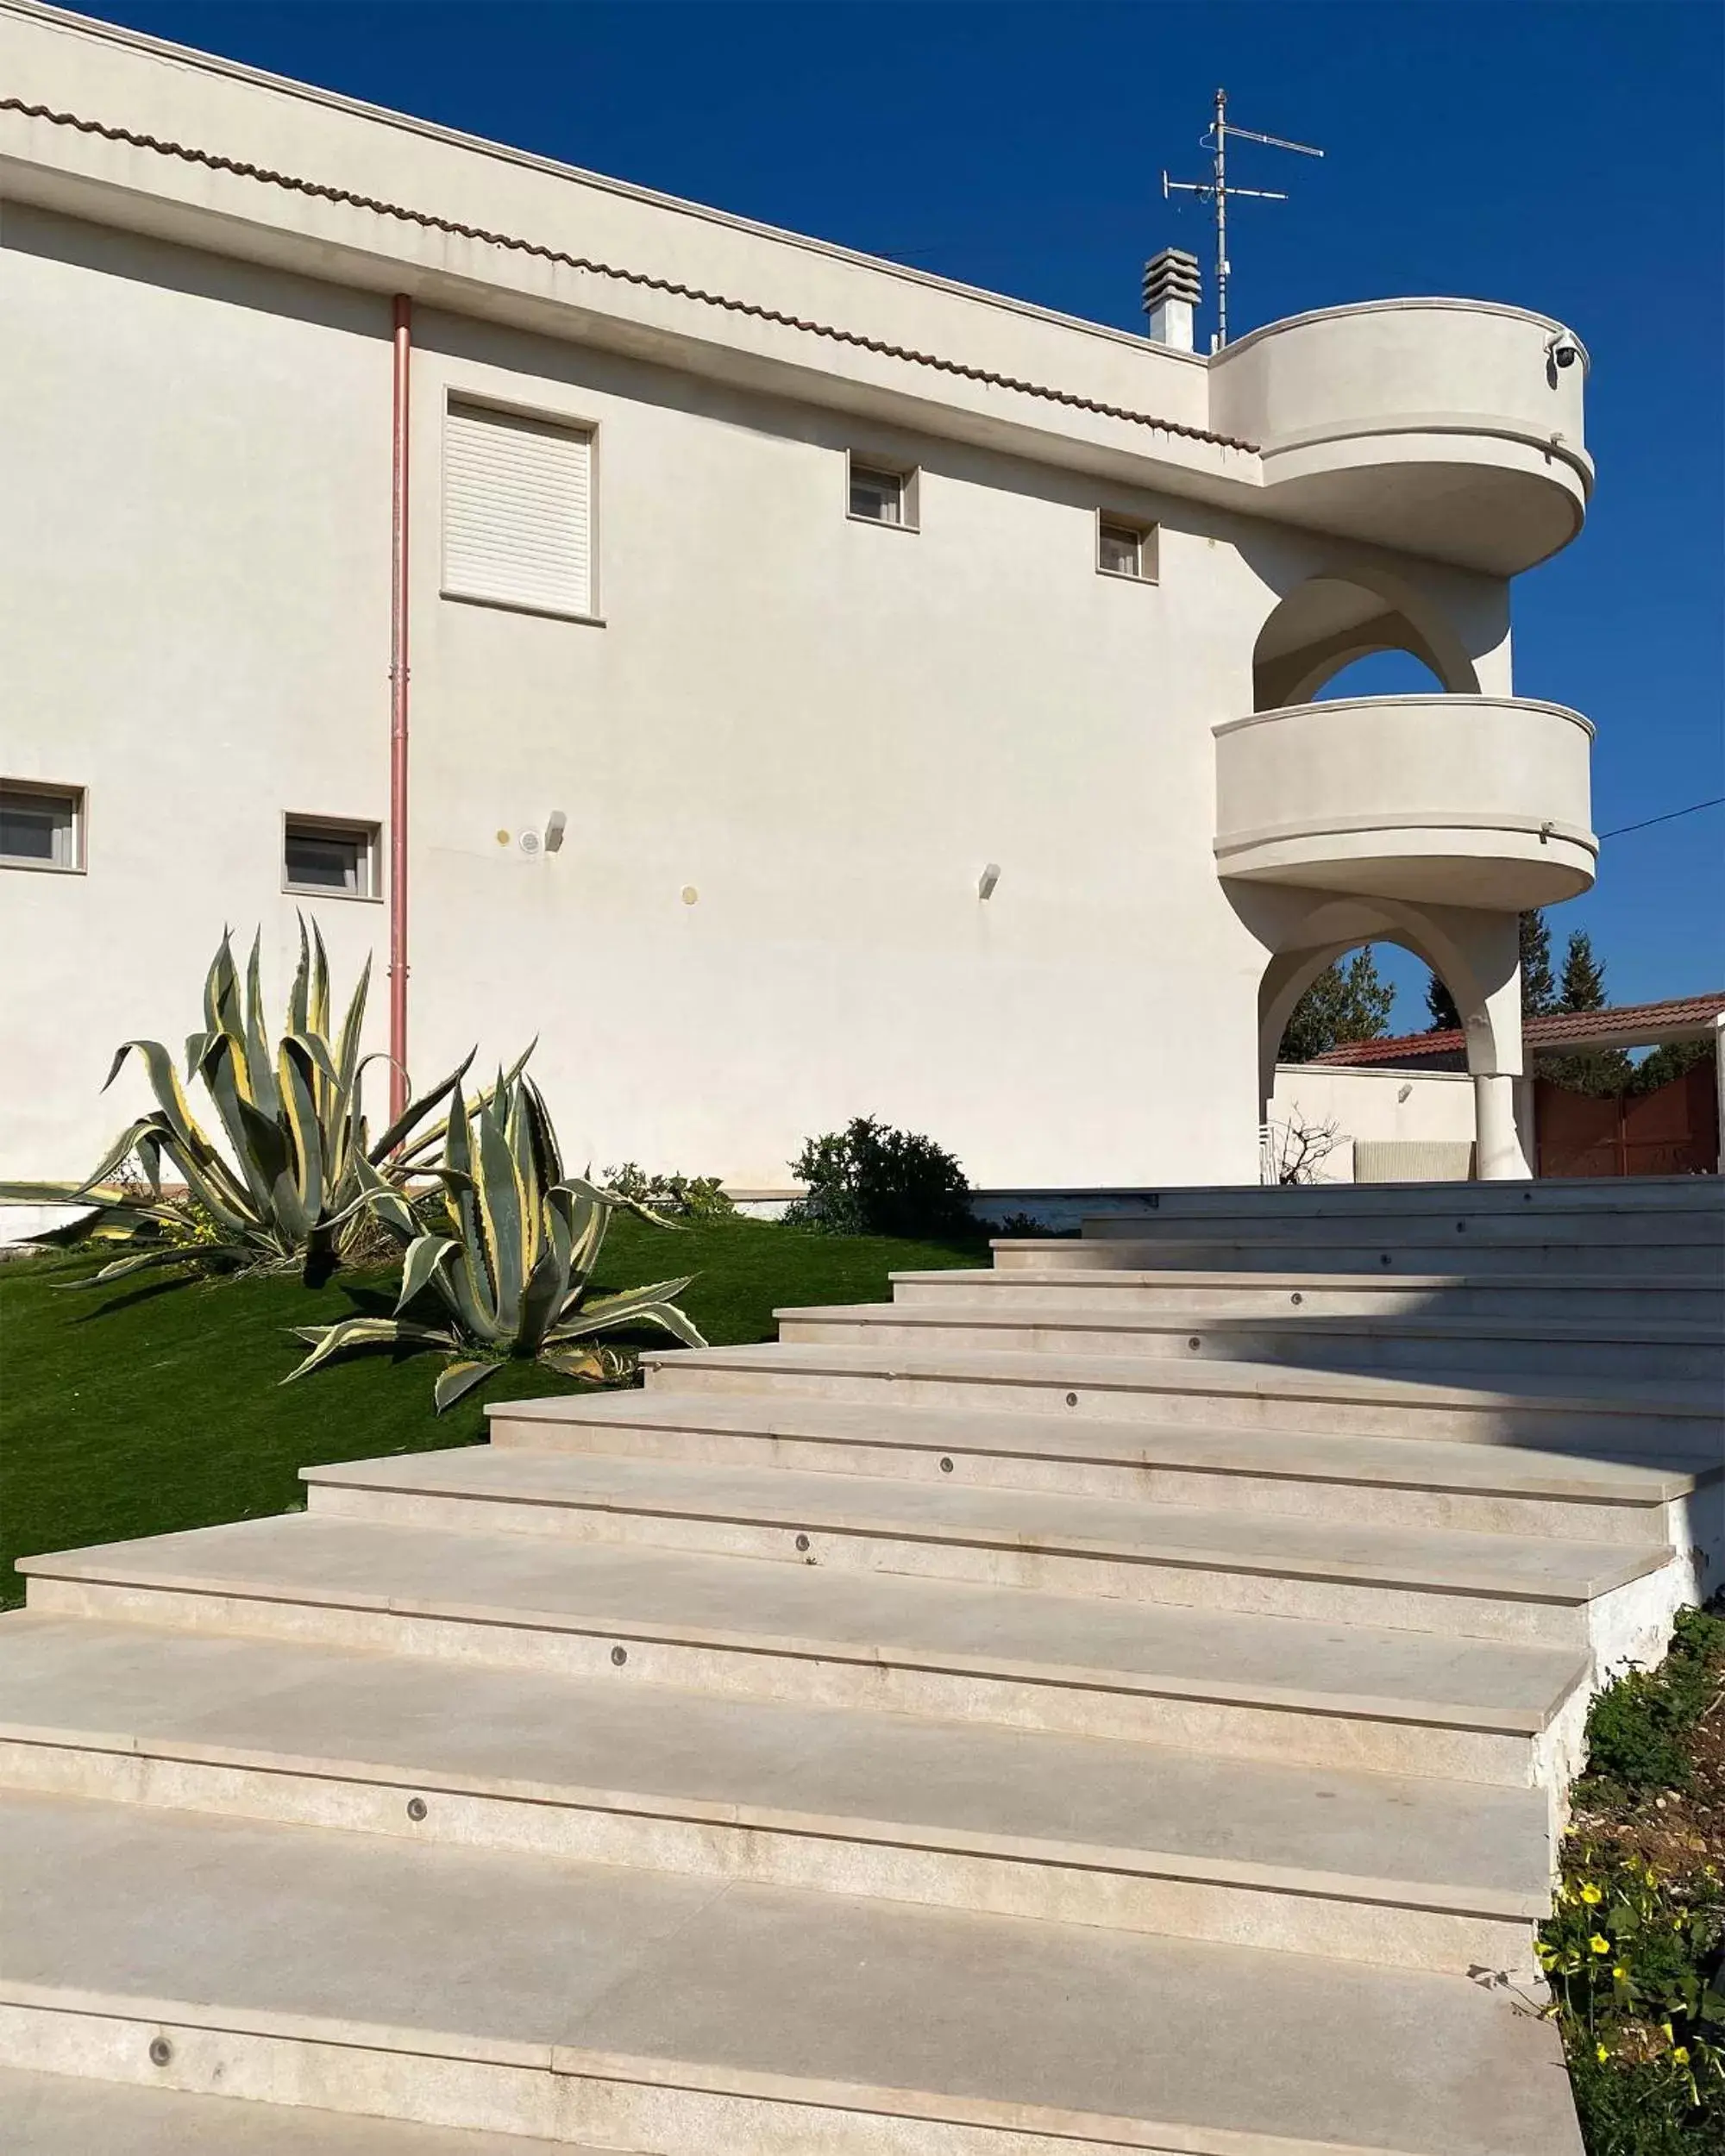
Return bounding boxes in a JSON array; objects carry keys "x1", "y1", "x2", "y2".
[{"x1": 387, "y1": 295, "x2": 412, "y2": 1124}]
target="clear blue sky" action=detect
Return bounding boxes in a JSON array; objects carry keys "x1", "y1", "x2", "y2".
[{"x1": 87, "y1": 1, "x2": 1725, "y2": 1026}]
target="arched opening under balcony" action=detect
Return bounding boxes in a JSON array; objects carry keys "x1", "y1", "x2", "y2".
[
  {"x1": 1251, "y1": 568, "x2": 1479, "y2": 713},
  {"x1": 1246, "y1": 891, "x2": 1532, "y2": 1181}
]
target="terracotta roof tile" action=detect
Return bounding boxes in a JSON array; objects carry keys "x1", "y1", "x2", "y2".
[{"x1": 1310, "y1": 993, "x2": 1725, "y2": 1067}]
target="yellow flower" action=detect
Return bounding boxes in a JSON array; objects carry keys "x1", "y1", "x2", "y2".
[
  {"x1": 1580, "y1": 1883, "x2": 1603, "y2": 1905},
  {"x1": 1612, "y1": 1966, "x2": 1628, "y2": 1981},
  {"x1": 1673, "y1": 2046, "x2": 1690, "y2": 2066},
  {"x1": 1589, "y1": 1934, "x2": 1610, "y2": 1955},
  {"x1": 1596, "y1": 2042, "x2": 1609, "y2": 2065}
]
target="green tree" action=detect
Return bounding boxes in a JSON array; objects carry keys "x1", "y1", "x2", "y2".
[
  {"x1": 1425, "y1": 971, "x2": 1461, "y2": 1031},
  {"x1": 1539, "y1": 926, "x2": 1632, "y2": 1094},
  {"x1": 1279, "y1": 947, "x2": 1396, "y2": 1063},
  {"x1": 1557, "y1": 929, "x2": 1608, "y2": 1012},
  {"x1": 1628, "y1": 1037, "x2": 1712, "y2": 1094},
  {"x1": 1520, "y1": 911, "x2": 1557, "y2": 1016}
]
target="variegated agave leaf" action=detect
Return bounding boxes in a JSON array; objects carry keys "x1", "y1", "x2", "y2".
[
  {"x1": 300, "y1": 1064, "x2": 707, "y2": 1407},
  {"x1": 0, "y1": 921, "x2": 473, "y2": 1284}
]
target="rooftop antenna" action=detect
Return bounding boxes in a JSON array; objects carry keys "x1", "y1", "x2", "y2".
[{"x1": 1163, "y1": 88, "x2": 1323, "y2": 351}]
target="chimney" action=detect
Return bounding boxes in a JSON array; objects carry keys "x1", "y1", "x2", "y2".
[{"x1": 1142, "y1": 247, "x2": 1201, "y2": 354}]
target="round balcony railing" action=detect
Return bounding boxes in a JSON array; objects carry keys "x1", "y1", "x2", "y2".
[
  {"x1": 1214, "y1": 693, "x2": 1596, "y2": 910},
  {"x1": 1210, "y1": 301, "x2": 1591, "y2": 576}
]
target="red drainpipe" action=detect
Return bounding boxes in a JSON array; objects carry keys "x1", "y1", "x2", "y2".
[{"x1": 387, "y1": 294, "x2": 412, "y2": 1124}]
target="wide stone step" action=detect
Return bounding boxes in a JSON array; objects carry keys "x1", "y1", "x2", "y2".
[
  {"x1": 0, "y1": 1615, "x2": 1551, "y2": 1972},
  {"x1": 299, "y1": 1448, "x2": 1665, "y2": 1650},
  {"x1": 1091, "y1": 1173, "x2": 1725, "y2": 1225},
  {"x1": 645, "y1": 1337, "x2": 1722, "y2": 1459},
  {"x1": 18, "y1": 1515, "x2": 1587, "y2": 1783},
  {"x1": 3, "y1": 2066, "x2": 604, "y2": 2154},
  {"x1": 1084, "y1": 1209, "x2": 1723, "y2": 1249},
  {"x1": 775, "y1": 1297, "x2": 1724, "y2": 1382},
  {"x1": 487, "y1": 1388, "x2": 1707, "y2": 1541},
  {"x1": 1081, "y1": 1175, "x2": 1723, "y2": 1220},
  {"x1": 895, "y1": 1264, "x2": 1725, "y2": 1326},
  {"x1": 0, "y1": 1794, "x2": 1584, "y2": 2155},
  {"x1": 993, "y1": 1235, "x2": 1725, "y2": 1278}
]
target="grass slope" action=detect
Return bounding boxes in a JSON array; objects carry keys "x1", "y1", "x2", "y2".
[{"x1": 0, "y1": 1215, "x2": 988, "y2": 1608}]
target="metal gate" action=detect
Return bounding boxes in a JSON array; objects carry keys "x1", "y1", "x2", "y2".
[{"x1": 1535, "y1": 1061, "x2": 1719, "y2": 1177}]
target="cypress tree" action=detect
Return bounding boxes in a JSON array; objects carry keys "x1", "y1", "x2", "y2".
[
  {"x1": 1557, "y1": 929, "x2": 1608, "y2": 1012},
  {"x1": 1520, "y1": 911, "x2": 1557, "y2": 1016}
]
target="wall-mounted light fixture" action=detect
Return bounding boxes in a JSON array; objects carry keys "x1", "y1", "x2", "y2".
[
  {"x1": 544, "y1": 809, "x2": 568, "y2": 854},
  {"x1": 977, "y1": 862, "x2": 1000, "y2": 902}
]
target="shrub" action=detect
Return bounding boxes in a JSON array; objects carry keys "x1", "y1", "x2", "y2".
[
  {"x1": 287, "y1": 1069, "x2": 706, "y2": 1408},
  {"x1": 603, "y1": 1163, "x2": 735, "y2": 1221},
  {"x1": 784, "y1": 1117, "x2": 974, "y2": 1239},
  {"x1": 1538, "y1": 1848, "x2": 1725, "y2": 2147},
  {"x1": 1584, "y1": 1608, "x2": 1725, "y2": 1801}
]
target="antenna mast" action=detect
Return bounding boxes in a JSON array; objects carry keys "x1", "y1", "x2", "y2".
[{"x1": 1163, "y1": 88, "x2": 1323, "y2": 350}]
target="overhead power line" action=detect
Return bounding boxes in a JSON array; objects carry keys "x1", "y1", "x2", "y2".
[{"x1": 1599, "y1": 796, "x2": 1725, "y2": 839}]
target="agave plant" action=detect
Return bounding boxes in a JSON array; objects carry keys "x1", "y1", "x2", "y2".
[
  {"x1": 285, "y1": 1067, "x2": 708, "y2": 1408},
  {"x1": 0, "y1": 921, "x2": 472, "y2": 1283}
]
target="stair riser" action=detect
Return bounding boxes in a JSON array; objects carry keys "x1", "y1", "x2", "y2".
[
  {"x1": 304, "y1": 1484, "x2": 1593, "y2": 1649},
  {"x1": 648, "y1": 1357, "x2": 1718, "y2": 1457},
  {"x1": 778, "y1": 1315, "x2": 1724, "y2": 1383},
  {"x1": 0, "y1": 1740, "x2": 1532, "y2": 1977},
  {"x1": 1089, "y1": 1180, "x2": 1722, "y2": 1216},
  {"x1": 996, "y1": 1244, "x2": 1725, "y2": 1278},
  {"x1": 896, "y1": 1280, "x2": 1725, "y2": 1324},
  {"x1": 1085, "y1": 1204, "x2": 1724, "y2": 1238},
  {"x1": 486, "y1": 1418, "x2": 1678, "y2": 1544},
  {"x1": 0, "y1": 2002, "x2": 1195, "y2": 2156},
  {"x1": 23, "y1": 1577, "x2": 1543, "y2": 1785}
]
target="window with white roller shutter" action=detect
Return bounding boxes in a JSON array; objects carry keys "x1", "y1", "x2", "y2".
[{"x1": 442, "y1": 401, "x2": 595, "y2": 619}]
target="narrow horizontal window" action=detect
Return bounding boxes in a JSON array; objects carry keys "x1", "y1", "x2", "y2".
[
  {"x1": 284, "y1": 818, "x2": 380, "y2": 899},
  {"x1": 443, "y1": 401, "x2": 595, "y2": 618},
  {"x1": 1097, "y1": 515, "x2": 1158, "y2": 581},
  {"x1": 848, "y1": 454, "x2": 919, "y2": 530},
  {"x1": 0, "y1": 781, "x2": 84, "y2": 871}
]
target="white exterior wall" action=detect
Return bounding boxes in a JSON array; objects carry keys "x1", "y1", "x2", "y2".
[
  {"x1": 1, "y1": 205, "x2": 392, "y2": 1182},
  {"x1": 1, "y1": 204, "x2": 1295, "y2": 1191},
  {"x1": 0, "y1": 3, "x2": 1596, "y2": 1199}
]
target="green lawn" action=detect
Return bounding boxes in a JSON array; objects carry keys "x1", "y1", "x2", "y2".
[{"x1": 0, "y1": 1214, "x2": 990, "y2": 1608}]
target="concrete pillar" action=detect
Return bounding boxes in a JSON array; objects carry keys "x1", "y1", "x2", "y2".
[
  {"x1": 1715, "y1": 1014, "x2": 1724, "y2": 1172},
  {"x1": 1474, "y1": 1071, "x2": 1533, "y2": 1180}
]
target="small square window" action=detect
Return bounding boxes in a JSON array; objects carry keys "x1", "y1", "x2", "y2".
[
  {"x1": 1098, "y1": 516, "x2": 1157, "y2": 581},
  {"x1": 0, "y1": 781, "x2": 84, "y2": 871},
  {"x1": 848, "y1": 455, "x2": 918, "y2": 530},
  {"x1": 284, "y1": 818, "x2": 380, "y2": 899}
]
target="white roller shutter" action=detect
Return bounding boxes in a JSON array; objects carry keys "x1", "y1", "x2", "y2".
[{"x1": 442, "y1": 402, "x2": 593, "y2": 617}]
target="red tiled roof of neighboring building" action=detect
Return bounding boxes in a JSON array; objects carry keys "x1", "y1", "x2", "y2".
[{"x1": 1312, "y1": 993, "x2": 1725, "y2": 1066}]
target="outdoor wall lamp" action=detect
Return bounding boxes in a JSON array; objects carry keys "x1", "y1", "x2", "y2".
[{"x1": 977, "y1": 862, "x2": 1000, "y2": 901}]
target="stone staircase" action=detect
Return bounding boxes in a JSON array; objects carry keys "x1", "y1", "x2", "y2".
[{"x1": 4, "y1": 1175, "x2": 1722, "y2": 2154}]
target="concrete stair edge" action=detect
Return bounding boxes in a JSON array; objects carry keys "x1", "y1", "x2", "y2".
[{"x1": 0, "y1": 1792, "x2": 1588, "y2": 2156}]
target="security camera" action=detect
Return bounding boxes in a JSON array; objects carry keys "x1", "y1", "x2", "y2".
[{"x1": 1545, "y1": 334, "x2": 1581, "y2": 374}]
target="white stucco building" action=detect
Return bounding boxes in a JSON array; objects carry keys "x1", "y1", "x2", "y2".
[{"x1": 0, "y1": 2, "x2": 1598, "y2": 1199}]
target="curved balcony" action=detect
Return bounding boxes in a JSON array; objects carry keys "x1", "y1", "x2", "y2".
[
  {"x1": 1210, "y1": 301, "x2": 1590, "y2": 575},
  {"x1": 1214, "y1": 694, "x2": 1596, "y2": 910}
]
